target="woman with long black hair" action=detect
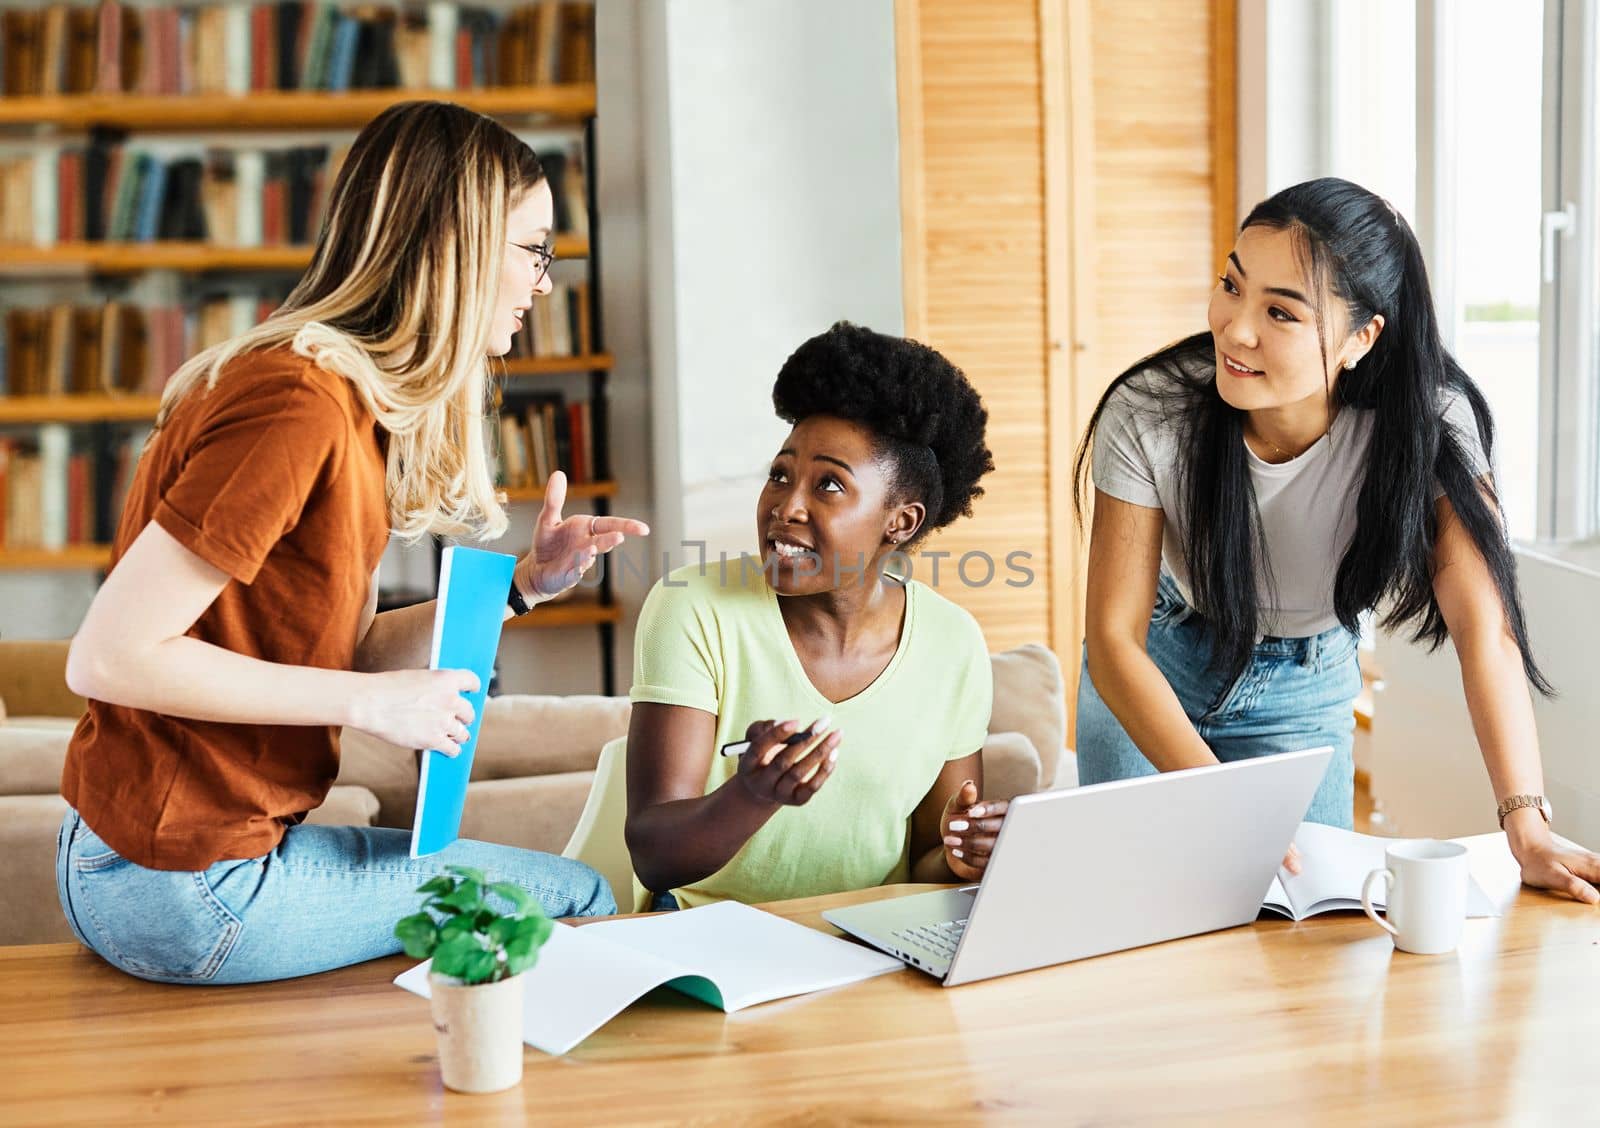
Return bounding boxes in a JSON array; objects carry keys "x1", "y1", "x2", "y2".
[{"x1": 1075, "y1": 176, "x2": 1600, "y2": 901}]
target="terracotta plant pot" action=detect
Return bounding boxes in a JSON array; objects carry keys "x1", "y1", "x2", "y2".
[{"x1": 428, "y1": 972, "x2": 526, "y2": 1093}]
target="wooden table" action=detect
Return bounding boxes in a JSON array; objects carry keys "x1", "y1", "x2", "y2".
[{"x1": 3, "y1": 833, "x2": 1596, "y2": 1125}]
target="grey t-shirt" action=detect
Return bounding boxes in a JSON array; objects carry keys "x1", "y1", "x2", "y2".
[{"x1": 1091, "y1": 368, "x2": 1489, "y2": 638}]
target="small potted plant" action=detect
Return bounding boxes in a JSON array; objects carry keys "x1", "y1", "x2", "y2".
[{"x1": 395, "y1": 865, "x2": 553, "y2": 1093}]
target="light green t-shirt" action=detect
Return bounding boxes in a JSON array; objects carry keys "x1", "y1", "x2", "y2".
[{"x1": 623, "y1": 562, "x2": 992, "y2": 908}]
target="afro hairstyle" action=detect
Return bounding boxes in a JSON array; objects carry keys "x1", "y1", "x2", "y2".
[{"x1": 770, "y1": 321, "x2": 993, "y2": 544}]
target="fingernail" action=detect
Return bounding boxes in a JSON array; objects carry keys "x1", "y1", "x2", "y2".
[
  {"x1": 948, "y1": 820, "x2": 969, "y2": 831},
  {"x1": 969, "y1": 806, "x2": 985, "y2": 818},
  {"x1": 951, "y1": 849, "x2": 964, "y2": 859},
  {"x1": 827, "y1": 750, "x2": 837, "y2": 764},
  {"x1": 944, "y1": 836, "x2": 962, "y2": 847}
]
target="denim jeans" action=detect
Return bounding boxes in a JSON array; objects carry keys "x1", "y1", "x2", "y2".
[
  {"x1": 55, "y1": 809, "x2": 617, "y2": 985},
  {"x1": 1075, "y1": 572, "x2": 1361, "y2": 829}
]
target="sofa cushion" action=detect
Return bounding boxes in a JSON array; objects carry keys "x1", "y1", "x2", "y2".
[
  {"x1": 459, "y1": 772, "x2": 599, "y2": 858},
  {"x1": 0, "y1": 719, "x2": 75, "y2": 795},
  {"x1": 979, "y1": 731, "x2": 1043, "y2": 803},
  {"x1": 990, "y1": 645, "x2": 1067, "y2": 787},
  {"x1": 0, "y1": 640, "x2": 86, "y2": 720},
  {"x1": 471, "y1": 695, "x2": 631, "y2": 779},
  {"x1": 303, "y1": 785, "x2": 382, "y2": 828},
  {"x1": 0, "y1": 794, "x2": 73, "y2": 946},
  {"x1": 334, "y1": 727, "x2": 428, "y2": 831}
]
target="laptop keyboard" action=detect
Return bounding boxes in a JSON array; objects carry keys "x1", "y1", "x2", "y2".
[{"x1": 891, "y1": 917, "x2": 968, "y2": 961}]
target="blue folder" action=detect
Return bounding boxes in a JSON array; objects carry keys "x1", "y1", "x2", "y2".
[{"x1": 409, "y1": 545, "x2": 517, "y2": 858}]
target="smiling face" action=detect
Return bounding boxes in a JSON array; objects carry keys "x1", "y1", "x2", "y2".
[
  {"x1": 755, "y1": 415, "x2": 923, "y2": 597},
  {"x1": 489, "y1": 181, "x2": 556, "y2": 357},
  {"x1": 1208, "y1": 223, "x2": 1379, "y2": 414}
]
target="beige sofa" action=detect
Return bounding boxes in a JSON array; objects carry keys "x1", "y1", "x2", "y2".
[{"x1": 0, "y1": 640, "x2": 1072, "y2": 946}]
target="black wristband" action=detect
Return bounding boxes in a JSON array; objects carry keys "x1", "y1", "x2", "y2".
[{"x1": 507, "y1": 576, "x2": 534, "y2": 617}]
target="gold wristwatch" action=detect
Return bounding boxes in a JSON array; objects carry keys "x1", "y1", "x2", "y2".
[{"x1": 1496, "y1": 793, "x2": 1553, "y2": 829}]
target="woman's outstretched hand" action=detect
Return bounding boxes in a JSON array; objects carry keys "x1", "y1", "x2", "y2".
[
  {"x1": 941, "y1": 780, "x2": 1010, "y2": 882},
  {"x1": 515, "y1": 470, "x2": 649, "y2": 600}
]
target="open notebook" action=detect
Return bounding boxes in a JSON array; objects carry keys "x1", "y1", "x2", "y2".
[
  {"x1": 394, "y1": 900, "x2": 902, "y2": 1055},
  {"x1": 1262, "y1": 822, "x2": 1499, "y2": 921}
]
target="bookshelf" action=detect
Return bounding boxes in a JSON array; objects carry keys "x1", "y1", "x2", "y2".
[
  {"x1": 502, "y1": 480, "x2": 616, "y2": 503},
  {"x1": 0, "y1": 235, "x2": 588, "y2": 275},
  {"x1": 0, "y1": 2, "x2": 620, "y2": 691},
  {"x1": 502, "y1": 597, "x2": 621, "y2": 630},
  {"x1": 502, "y1": 352, "x2": 611, "y2": 376},
  {"x1": 0, "y1": 395, "x2": 162, "y2": 424},
  {"x1": 0, "y1": 85, "x2": 596, "y2": 130},
  {"x1": 0, "y1": 545, "x2": 113, "y2": 571}
]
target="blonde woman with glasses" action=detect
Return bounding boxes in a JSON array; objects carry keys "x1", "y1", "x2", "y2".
[{"x1": 55, "y1": 102, "x2": 648, "y2": 985}]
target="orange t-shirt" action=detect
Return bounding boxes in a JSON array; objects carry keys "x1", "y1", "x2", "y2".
[{"x1": 61, "y1": 347, "x2": 390, "y2": 870}]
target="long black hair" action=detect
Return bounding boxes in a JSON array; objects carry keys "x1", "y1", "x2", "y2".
[{"x1": 1073, "y1": 177, "x2": 1550, "y2": 693}]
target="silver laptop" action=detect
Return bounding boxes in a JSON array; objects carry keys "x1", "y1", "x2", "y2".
[{"x1": 823, "y1": 747, "x2": 1332, "y2": 987}]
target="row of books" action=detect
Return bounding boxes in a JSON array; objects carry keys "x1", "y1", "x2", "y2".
[
  {"x1": 0, "y1": 143, "x2": 339, "y2": 247},
  {"x1": 2, "y1": 296, "x2": 282, "y2": 398},
  {"x1": 0, "y1": 428, "x2": 145, "y2": 550},
  {"x1": 0, "y1": 276, "x2": 590, "y2": 401},
  {"x1": 0, "y1": 1, "x2": 594, "y2": 98},
  {"x1": 497, "y1": 392, "x2": 596, "y2": 487},
  {"x1": 0, "y1": 140, "x2": 587, "y2": 247},
  {"x1": 504, "y1": 282, "x2": 590, "y2": 361}
]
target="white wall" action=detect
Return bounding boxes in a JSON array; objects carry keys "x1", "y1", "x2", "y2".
[{"x1": 639, "y1": 0, "x2": 904, "y2": 564}]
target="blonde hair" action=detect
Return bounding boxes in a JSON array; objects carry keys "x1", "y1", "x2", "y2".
[{"x1": 156, "y1": 101, "x2": 545, "y2": 542}]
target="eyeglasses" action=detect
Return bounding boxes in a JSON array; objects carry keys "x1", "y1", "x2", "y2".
[{"x1": 510, "y1": 239, "x2": 555, "y2": 286}]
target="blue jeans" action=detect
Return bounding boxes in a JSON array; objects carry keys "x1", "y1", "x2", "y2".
[
  {"x1": 1075, "y1": 573, "x2": 1361, "y2": 829},
  {"x1": 55, "y1": 809, "x2": 616, "y2": 985}
]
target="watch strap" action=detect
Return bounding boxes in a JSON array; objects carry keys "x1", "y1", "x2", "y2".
[
  {"x1": 506, "y1": 575, "x2": 533, "y2": 617},
  {"x1": 1496, "y1": 793, "x2": 1550, "y2": 829}
]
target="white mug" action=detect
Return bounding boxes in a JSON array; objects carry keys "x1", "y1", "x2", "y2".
[{"x1": 1361, "y1": 839, "x2": 1470, "y2": 954}]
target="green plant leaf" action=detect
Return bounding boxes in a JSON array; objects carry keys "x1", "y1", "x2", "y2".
[
  {"x1": 432, "y1": 932, "x2": 486, "y2": 981},
  {"x1": 504, "y1": 939, "x2": 538, "y2": 977},
  {"x1": 423, "y1": 896, "x2": 463, "y2": 920},
  {"x1": 530, "y1": 914, "x2": 553, "y2": 942},
  {"x1": 446, "y1": 864, "x2": 488, "y2": 886},
  {"x1": 460, "y1": 947, "x2": 498, "y2": 984},
  {"x1": 436, "y1": 879, "x2": 484, "y2": 914},
  {"x1": 438, "y1": 914, "x2": 479, "y2": 941},
  {"x1": 486, "y1": 914, "x2": 541, "y2": 946},
  {"x1": 394, "y1": 913, "x2": 438, "y2": 959},
  {"x1": 415, "y1": 875, "x2": 454, "y2": 896},
  {"x1": 489, "y1": 882, "x2": 535, "y2": 914}
]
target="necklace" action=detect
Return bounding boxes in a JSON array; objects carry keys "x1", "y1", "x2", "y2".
[
  {"x1": 1248, "y1": 414, "x2": 1334, "y2": 463},
  {"x1": 1257, "y1": 433, "x2": 1296, "y2": 461}
]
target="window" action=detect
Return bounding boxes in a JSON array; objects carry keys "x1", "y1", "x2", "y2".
[
  {"x1": 1330, "y1": 2, "x2": 1548, "y2": 545},
  {"x1": 1540, "y1": 0, "x2": 1600, "y2": 542}
]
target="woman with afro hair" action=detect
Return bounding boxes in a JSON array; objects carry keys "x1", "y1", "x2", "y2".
[{"x1": 616, "y1": 321, "x2": 1005, "y2": 909}]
